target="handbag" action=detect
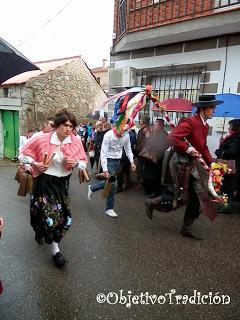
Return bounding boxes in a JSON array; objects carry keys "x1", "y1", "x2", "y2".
[
  {"x1": 78, "y1": 169, "x2": 90, "y2": 184},
  {"x1": 14, "y1": 167, "x2": 22, "y2": 182},
  {"x1": 102, "y1": 176, "x2": 116, "y2": 198},
  {"x1": 17, "y1": 173, "x2": 32, "y2": 196},
  {"x1": 138, "y1": 146, "x2": 157, "y2": 164}
]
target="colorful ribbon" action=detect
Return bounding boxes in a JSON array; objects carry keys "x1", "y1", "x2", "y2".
[{"x1": 97, "y1": 85, "x2": 228, "y2": 202}]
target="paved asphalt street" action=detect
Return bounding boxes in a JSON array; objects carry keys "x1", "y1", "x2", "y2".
[{"x1": 0, "y1": 165, "x2": 239, "y2": 320}]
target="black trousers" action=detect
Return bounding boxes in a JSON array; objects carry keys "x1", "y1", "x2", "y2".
[
  {"x1": 184, "y1": 175, "x2": 201, "y2": 223},
  {"x1": 143, "y1": 160, "x2": 163, "y2": 196}
]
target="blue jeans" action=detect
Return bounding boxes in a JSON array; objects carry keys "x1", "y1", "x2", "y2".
[{"x1": 90, "y1": 158, "x2": 120, "y2": 210}]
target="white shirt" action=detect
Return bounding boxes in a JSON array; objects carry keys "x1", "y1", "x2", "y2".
[
  {"x1": 100, "y1": 129, "x2": 134, "y2": 172},
  {"x1": 44, "y1": 132, "x2": 72, "y2": 177},
  {"x1": 200, "y1": 115, "x2": 207, "y2": 126}
]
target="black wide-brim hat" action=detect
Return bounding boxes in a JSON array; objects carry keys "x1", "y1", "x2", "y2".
[{"x1": 193, "y1": 95, "x2": 223, "y2": 108}]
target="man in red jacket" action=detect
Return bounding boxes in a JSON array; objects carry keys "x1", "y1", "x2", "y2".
[{"x1": 167, "y1": 95, "x2": 223, "y2": 240}]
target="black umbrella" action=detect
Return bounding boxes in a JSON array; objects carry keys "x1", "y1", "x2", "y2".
[{"x1": 0, "y1": 36, "x2": 40, "y2": 84}]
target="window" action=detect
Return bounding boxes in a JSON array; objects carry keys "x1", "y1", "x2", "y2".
[{"x1": 119, "y1": 0, "x2": 127, "y2": 35}]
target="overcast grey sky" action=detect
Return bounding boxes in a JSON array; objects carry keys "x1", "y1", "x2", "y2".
[{"x1": 0, "y1": 0, "x2": 114, "y2": 68}]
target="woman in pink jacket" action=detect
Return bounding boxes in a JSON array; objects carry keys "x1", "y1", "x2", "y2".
[{"x1": 20, "y1": 110, "x2": 87, "y2": 267}]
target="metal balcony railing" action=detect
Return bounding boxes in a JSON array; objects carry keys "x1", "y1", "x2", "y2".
[{"x1": 118, "y1": 0, "x2": 240, "y2": 35}]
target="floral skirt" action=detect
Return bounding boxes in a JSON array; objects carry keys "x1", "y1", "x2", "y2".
[{"x1": 30, "y1": 173, "x2": 71, "y2": 243}]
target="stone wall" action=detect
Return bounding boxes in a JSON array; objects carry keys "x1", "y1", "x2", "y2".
[{"x1": 20, "y1": 58, "x2": 107, "y2": 133}]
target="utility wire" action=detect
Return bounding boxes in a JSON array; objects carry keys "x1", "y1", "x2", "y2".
[{"x1": 17, "y1": 0, "x2": 74, "y2": 48}]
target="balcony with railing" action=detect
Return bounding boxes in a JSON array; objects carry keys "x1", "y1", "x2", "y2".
[
  {"x1": 126, "y1": 0, "x2": 240, "y2": 33},
  {"x1": 113, "y1": 0, "x2": 240, "y2": 52}
]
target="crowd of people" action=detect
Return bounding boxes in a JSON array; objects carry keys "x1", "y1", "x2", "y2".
[{"x1": 6, "y1": 94, "x2": 239, "y2": 270}]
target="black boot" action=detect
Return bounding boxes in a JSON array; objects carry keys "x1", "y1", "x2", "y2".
[
  {"x1": 145, "y1": 196, "x2": 165, "y2": 219},
  {"x1": 181, "y1": 217, "x2": 204, "y2": 240},
  {"x1": 35, "y1": 233, "x2": 43, "y2": 245}
]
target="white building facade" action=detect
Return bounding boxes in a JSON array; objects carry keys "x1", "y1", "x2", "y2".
[{"x1": 109, "y1": 0, "x2": 240, "y2": 155}]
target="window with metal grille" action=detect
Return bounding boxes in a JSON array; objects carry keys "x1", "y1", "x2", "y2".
[
  {"x1": 148, "y1": 73, "x2": 200, "y2": 102},
  {"x1": 138, "y1": 65, "x2": 207, "y2": 105}
]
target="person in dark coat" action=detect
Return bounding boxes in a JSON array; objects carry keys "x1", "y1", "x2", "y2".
[
  {"x1": 94, "y1": 122, "x2": 112, "y2": 176},
  {"x1": 135, "y1": 115, "x2": 151, "y2": 188},
  {"x1": 93, "y1": 121, "x2": 104, "y2": 172},
  {"x1": 215, "y1": 118, "x2": 240, "y2": 211},
  {"x1": 117, "y1": 128, "x2": 137, "y2": 192},
  {"x1": 165, "y1": 95, "x2": 223, "y2": 240},
  {"x1": 81, "y1": 126, "x2": 89, "y2": 152},
  {"x1": 143, "y1": 119, "x2": 169, "y2": 196}
]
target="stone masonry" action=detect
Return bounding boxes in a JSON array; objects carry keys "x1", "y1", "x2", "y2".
[{"x1": 0, "y1": 57, "x2": 107, "y2": 134}]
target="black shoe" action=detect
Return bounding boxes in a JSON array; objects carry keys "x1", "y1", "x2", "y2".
[
  {"x1": 181, "y1": 226, "x2": 204, "y2": 240},
  {"x1": 53, "y1": 252, "x2": 65, "y2": 267},
  {"x1": 35, "y1": 234, "x2": 43, "y2": 245}
]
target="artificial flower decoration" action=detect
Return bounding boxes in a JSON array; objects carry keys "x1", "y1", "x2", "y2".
[
  {"x1": 46, "y1": 217, "x2": 53, "y2": 227},
  {"x1": 66, "y1": 216, "x2": 72, "y2": 226},
  {"x1": 210, "y1": 162, "x2": 231, "y2": 204}
]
